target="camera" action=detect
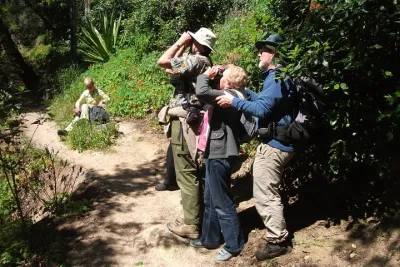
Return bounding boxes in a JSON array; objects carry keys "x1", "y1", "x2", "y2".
[{"x1": 216, "y1": 69, "x2": 224, "y2": 79}]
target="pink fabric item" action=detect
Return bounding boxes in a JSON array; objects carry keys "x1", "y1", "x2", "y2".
[{"x1": 198, "y1": 109, "x2": 210, "y2": 152}]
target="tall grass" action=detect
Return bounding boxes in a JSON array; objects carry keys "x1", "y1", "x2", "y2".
[{"x1": 65, "y1": 120, "x2": 118, "y2": 152}]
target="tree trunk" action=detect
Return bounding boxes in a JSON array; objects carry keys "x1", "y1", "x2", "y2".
[
  {"x1": 21, "y1": 0, "x2": 57, "y2": 33},
  {"x1": 84, "y1": 0, "x2": 91, "y2": 17},
  {"x1": 0, "y1": 18, "x2": 39, "y2": 93},
  {"x1": 70, "y1": 0, "x2": 77, "y2": 61}
]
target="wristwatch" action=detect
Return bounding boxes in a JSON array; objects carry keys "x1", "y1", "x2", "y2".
[{"x1": 175, "y1": 42, "x2": 182, "y2": 48}]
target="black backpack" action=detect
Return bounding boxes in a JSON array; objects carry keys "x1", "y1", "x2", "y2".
[
  {"x1": 89, "y1": 106, "x2": 109, "y2": 123},
  {"x1": 275, "y1": 76, "x2": 325, "y2": 144}
]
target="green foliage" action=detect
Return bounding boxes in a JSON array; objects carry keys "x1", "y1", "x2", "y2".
[
  {"x1": 213, "y1": 0, "x2": 278, "y2": 88},
  {"x1": 0, "y1": 0, "x2": 71, "y2": 46},
  {"x1": 264, "y1": 0, "x2": 400, "y2": 217},
  {"x1": 0, "y1": 221, "x2": 29, "y2": 266},
  {"x1": 22, "y1": 35, "x2": 55, "y2": 68},
  {"x1": 0, "y1": 1, "x2": 45, "y2": 46},
  {"x1": 122, "y1": 0, "x2": 240, "y2": 50},
  {"x1": 0, "y1": 176, "x2": 15, "y2": 219},
  {"x1": 107, "y1": 51, "x2": 173, "y2": 117},
  {"x1": 65, "y1": 120, "x2": 118, "y2": 152},
  {"x1": 119, "y1": 31, "x2": 152, "y2": 55},
  {"x1": 53, "y1": 64, "x2": 86, "y2": 94},
  {"x1": 240, "y1": 139, "x2": 260, "y2": 158},
  {"x1": 50, "y1": 48, "x2": 173, "y2": 129},
  {"x1": 79, "y1": 12, "x2": 122, "y2": 63},
  {"x1": 27, "y1": 43, "x2": 53, "y2": 66}
]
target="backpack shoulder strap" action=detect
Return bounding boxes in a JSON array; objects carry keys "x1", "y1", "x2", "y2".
[{"x1": 224, "y1": 89, "x2": 245, "y2": 100}]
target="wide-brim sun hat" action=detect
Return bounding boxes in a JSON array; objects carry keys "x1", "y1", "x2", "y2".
[
  {"x1": 255, "y1": 33, "x2": 284, "y2": 50},
  {"x1": 188, "y1": 27, "x2": 217, "y2": 52}
]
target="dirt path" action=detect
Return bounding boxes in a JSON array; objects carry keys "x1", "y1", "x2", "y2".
[
  {"x1": 23, "y1": 112, "x2": 216, "y2": 267},
  {"x1": 23, "y1": 112, "x2": 400, "y2": 267}
]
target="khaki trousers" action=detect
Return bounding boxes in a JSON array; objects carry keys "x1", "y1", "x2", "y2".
[
  {"x1": 253, "y1": 143, "x2": 294, "y2": 243},
  {"x1": 65, "y1": 104, "x2": 90, "y2": 131},
  {"x1": 170, "y1": 119, "x2": 200, "y2": 225}
]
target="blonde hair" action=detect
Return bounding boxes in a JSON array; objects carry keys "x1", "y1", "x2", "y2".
[
  {"x1": 225, "y1": 64, "x2": 248, "y2": 90},
  {"x1": 84, "y1": 77, "x2": 94, "y2": 86}
]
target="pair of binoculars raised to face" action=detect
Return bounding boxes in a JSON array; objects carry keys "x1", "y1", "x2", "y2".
[{"x1": 216, "y1": 69, "x2": 224, "y2": 79}]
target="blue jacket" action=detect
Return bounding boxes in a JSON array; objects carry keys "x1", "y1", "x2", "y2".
[{"x1": 231, "y1": 68, "x2": 296, "y2": 152}]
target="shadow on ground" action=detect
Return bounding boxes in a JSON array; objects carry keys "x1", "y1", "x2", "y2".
[
  {"x1": 27, "y1": 151, "x2": 190, "y2": 266},
  {"x1": 228, "y1": 147, "x2": 400, "y2": 266}
]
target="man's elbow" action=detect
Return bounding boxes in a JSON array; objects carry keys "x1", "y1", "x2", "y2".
[
  {"x1": 195, "y1": 88, "x2": 206, "y2": 98},
  {"x1": 195, "y1": 86, "x2": 211, "y2": 100},
  {"x1": 196, "y1": 94, "x2": 213, "y2": 105},
  {"x1": 257, "y1": 108, "x2": 272, "y2": 119}
]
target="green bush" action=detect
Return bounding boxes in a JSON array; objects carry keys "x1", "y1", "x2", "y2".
[
  {"x1": 50, "y1": 48, "x2": 173, "y2": 129},
  {"x1": 119, "y1": 31, "x2": 152, "y2": 55},
  {"x1": 54, "y1": 64, "x2": 86, "y2": 94},
  {"x1": 264, "y1": 0, "x2": 400, "y2": 217},
  {"x1": 20, "y1": 35, "x2": 55, "y2": 68},
  {"x1": 65, "y1": 120, "x2": 118, "y2": 152},
  {"x1": 0, "y1": 221, "x2": 29, "y2": 266},
  {"x1": 108, "y1": 51, "x2": 174, "y2": 117},
  {"x1": 121, "y1": 0, "x2": 241, "y2": 50},
  {"x1": 26, "y1": 44, "x2": 54, "y2": 67},
  {"x1": 213, "y1": 0, "x2": 278, "y2": 88},
  {"x1": 0, "y1": 178, "x2": 15, "y2": 220}
]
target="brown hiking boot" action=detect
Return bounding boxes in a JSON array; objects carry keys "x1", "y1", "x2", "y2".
[
  {"x1": 167, "y1": 221, "x2": 199, "y2": 239},
  {"x1": 255, "y1": 241, "x2": 292, "y2": 261},
  {"x1": 175, "y1": 217, "x2": 185, "y2": 226}
]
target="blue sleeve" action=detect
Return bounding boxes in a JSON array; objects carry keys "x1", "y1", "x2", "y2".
[
  {"x1": 245, "y1": 88, "x2": 259, "y2": 101},
  {"x1": 232, "y1": 74, "x2": 282, "y2": 119}
]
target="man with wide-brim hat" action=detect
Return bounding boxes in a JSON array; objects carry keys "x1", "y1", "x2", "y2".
[
  {"x1": 187, "y1": 28, "x2": 217, "y2": 52},
  {"x1": 255, "y1": 33, "x2": 284, "y2": 50},
  {"x1": 157, "y1": 28, "x2": 216, "y2": 240},
  {"x1": 216, "y1": 33, "x2": 297, "y2": 261}
]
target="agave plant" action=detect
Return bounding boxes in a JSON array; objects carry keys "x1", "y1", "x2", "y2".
[{"x1": 79, "y1": 12, "x2": 122, "y2": 63}]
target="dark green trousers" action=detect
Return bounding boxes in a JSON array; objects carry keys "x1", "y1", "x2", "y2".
[{"x1": 170, "y1": 119, "x2": 200, "y2": 225}]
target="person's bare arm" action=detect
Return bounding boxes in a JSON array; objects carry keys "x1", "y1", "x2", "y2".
[
  {"x1": 157, "y1": 33, "x2": 192, "y2": 69},
  {"x1": 165, "y1": 45, "x2": 187, "y2": 74}
]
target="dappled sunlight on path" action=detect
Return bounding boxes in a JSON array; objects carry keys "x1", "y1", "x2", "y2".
[{"x1": 23, "y1": 112, "x2": 217, "y2": 267}]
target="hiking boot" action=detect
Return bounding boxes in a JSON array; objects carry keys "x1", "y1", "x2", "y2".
[
  {"x1": 215, "y1": 248, "x2": 234, "y2": 262},
  {"x1": 57, "y1": 129, "x2": 68, "y2": 136},
  {"x1": 155, "y1": 183, "x2": 179, "y2": 191},
  {"x1": 255, "y1": 241, "x2": 292, "y2": 261},
  {"x1": 167, "y1": 222, "x2": 199, "y2": 239},
  {"x1": 155, "y1": 184, "x2": 168, "y2": 191},
  {"x1": 175, "y1": 217, "x2": 185, "y2": 226},
  {"x1": 189, "y1": 239, "x2": 220, "y2": 249}
]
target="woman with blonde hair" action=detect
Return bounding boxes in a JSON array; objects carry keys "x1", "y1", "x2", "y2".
[{"x1": 190, "y1": 64, "x2": 247, "y2": 262}]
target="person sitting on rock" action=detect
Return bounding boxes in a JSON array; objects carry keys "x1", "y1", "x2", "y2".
[{"x1": 57, "y1": 77, "x2": 110, "y2": 136}]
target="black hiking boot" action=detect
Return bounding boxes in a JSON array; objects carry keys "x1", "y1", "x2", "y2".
[
  {"x1": 155, "y1": 183, "x2": 179, "y2": 191},
  {"x1": 255, "y1": 241, "x2": 292, "y2": 261},
  {"x1": 57, "y1": 129, "x2": 68, "y2": 136}
]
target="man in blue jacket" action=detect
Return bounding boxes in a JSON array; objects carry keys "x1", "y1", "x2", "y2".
[{"x1": 216, "y1": 34, "x2": 296, "y2": 260}]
